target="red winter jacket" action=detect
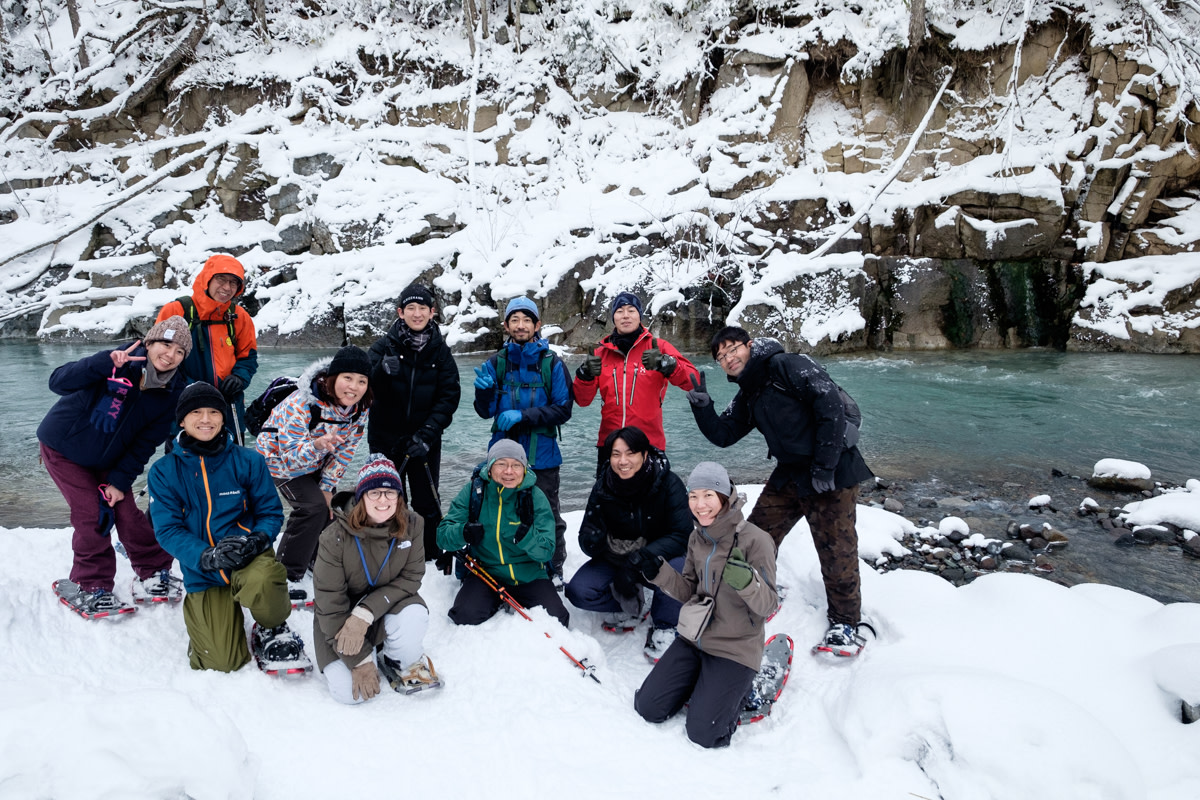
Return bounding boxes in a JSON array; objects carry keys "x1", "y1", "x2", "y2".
[{"x1": 574, "y1": 328, "x2": 698, "y2": 450}]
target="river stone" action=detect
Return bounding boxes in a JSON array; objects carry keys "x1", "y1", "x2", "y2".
[
  {"x1": 1034, "y1": 554, "x2": 1054, "y2": 570},
  {"x1": 1045, "y1": 529, "x2": 1070, "y2": 548},
  {"x1": 942, "y1": 566, "x2": 966, "y2": 582},
  {"x1": 1114, "y1": 531, "x2": 1136, "y2": 547},
  {"x1": 1087, "y1": 475, "x2": 1155, "y2": 492},
  {"x1": 883, "y1": 497, "x2": 904, "y2": 513},
  {"x1": 1133, "y1": 526, "x2": 1175, "y2": 545},
  {"x1": 980, "y1": 555, "x2": 998, "y2": 569},
  {"x1": 1029, "y1": 536, "x2": 1049, "y2": 550},
  {"x1": 918, "y1": 498, "x2": 938, "y2": 508},
  {"x1": 1001, "y1": 541, "x2": 1035, "y2": 562},
  {"x1": 1183, "y1": 538, "x2": 1200, "y2": 559}
]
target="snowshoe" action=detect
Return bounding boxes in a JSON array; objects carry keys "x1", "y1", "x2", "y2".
[
  {"x1": 643, "y1": 626, "x2": 677, "y2": 663},
  {"x1": 130, "y1": 569, "x2": 184, "y2": 604},
  {"x1": 739, "y1": 634, "x2": 794, "y2": 725},
  {"x1": 766, "y1": 583, "x2": 788, "y2": 623},
  {"x1": 379, "y1": 654, "x2": 443, "y2": 695},
  {"x1": 250, "y1": 622, "x2": 312, "y2": 677},
  {"x1": 287, "y1": 575, "x2": 315, "y2": 610},
  {"x1": 52, "y1": 579, "x2": 137, "y2": 621},
  {"x1": 811, "y1": 620, "x2": 875, "y2": 659},
  {"x1": 601, "y1": 608, "x2": 647, "y2": 633}
]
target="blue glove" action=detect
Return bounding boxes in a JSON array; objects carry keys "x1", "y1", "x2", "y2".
[
  {"x1": 473, "y1": 365, "x2": 494, "y2": 390},
  {"x1": 497, "y1": 410, "x2": 523, "y2": 431}
]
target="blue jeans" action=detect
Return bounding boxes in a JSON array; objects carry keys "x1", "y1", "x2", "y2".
[{"x1": 564, "y1": 557, "x2": 685, "y2": 628}]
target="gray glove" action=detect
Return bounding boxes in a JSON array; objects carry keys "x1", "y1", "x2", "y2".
[{"x1": 811, "y1": 470, "x2": 836, "y2": 494}]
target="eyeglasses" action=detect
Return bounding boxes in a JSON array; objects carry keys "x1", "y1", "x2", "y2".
[
  {"x1": 366, "y1": 489, "x2": 398, "y2": 500},
  {"x1": 715, "y1": 342, "x2": 746, "y2": 365},
  {"x1": 210, "y1": 274, "x2": 242, "y2": 288}
]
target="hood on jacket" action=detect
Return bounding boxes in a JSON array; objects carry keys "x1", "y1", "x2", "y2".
[
  {"x1": 190, "y1": 254, "x2": 246, "y2": 319},
  {"x1": 731, "y1": 337, "x2": 784, "y2": 389},
  {"x1": 297, "y1": 356, "x2": 333, "y2": 406}
]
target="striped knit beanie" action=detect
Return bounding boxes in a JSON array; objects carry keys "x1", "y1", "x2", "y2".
[{"x1": 355, "y1": 453, "x2": 404, "y2": 502}]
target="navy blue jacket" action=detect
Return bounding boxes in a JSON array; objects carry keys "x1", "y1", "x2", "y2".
[
  {"x1": 37, "y1": 345, "x2": 185, "y2": 492},
  {"x1": 472, "y1": 338, "x2": 573, "y2": 469},
  {"x1": 148, "y1": 431, "x2": 284, "y2": 593}
]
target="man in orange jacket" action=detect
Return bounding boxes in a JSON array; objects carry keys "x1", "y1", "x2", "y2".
[{"x1": 157, "y1": 254, "x2": 259, "y2": 442}]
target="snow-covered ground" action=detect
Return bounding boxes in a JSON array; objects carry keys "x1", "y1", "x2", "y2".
[{"x1": 3, "y1": 485, "x2": 1199, "y2": 800}]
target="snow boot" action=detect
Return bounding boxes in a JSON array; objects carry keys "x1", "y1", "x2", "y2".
[
  {"x1": 811, "y1": 620, "x2": 875, "y2": 659},
  {"x1": 52, "y1": 579, "x2": 136, "y2": 621},
  {"x1": 643, "y1": 626, "x2": 677, "y2": 663},
  {"x1": 379, "y1": 654, "x2": 443, "y2": 695},
  {"x1": 250, "y1": 622, "x2": 312, "y2": 676},
  {"x1": 131, "y1": 569, "x2": 184, "y2": 604}
]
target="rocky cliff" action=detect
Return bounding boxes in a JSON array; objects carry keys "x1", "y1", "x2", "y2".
[{"x1": 1, "y1": 1, "x2": 1198, "y2": 353}]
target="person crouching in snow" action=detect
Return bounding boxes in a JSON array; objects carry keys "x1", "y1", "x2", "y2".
[
  {"x1": 437, "y1": 440, "x2": 569, "y2": 628},
  {"x1": 148, "y1": 382, "x2": 308, "y2": 674},
  {"x1": 634, "y1": 461, "x2": 778, "y2": 749},
  {"x1": 38, "y1": 316, "x2": 191, "y2": 616},
  {"x1": 255, "y1": 345, "x2": 372, "y2": 608},
  {"x1": 314, "y1": 454, "x2": 440, "y2": 703}
]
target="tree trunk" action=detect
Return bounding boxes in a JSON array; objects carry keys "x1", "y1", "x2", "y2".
[
  {"x1": 901, "y1": 0, "x2": 925, "y2": 103},
  {"x1": 66, "y1": 0, "x2": 90, "y2": 69}
]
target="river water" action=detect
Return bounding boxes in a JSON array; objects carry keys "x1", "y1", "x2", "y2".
[{"x1": 8, "y1": 343, "x2": 1199, "y2": 597}]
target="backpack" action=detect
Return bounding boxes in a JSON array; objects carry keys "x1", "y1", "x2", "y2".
[
  {"x1": 244, "y1": 376, "x2": 364, "y2": 437},
  {"x1": 768, "y1": 357, "x2": 862, "y2": 449},
  {"x1": 177, "y1": 296, "x2": 238, "y2": 354}
]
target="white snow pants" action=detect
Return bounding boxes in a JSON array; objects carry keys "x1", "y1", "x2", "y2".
[{"x1": 323, "y1": 604, "x2": 429, "y2": 705}]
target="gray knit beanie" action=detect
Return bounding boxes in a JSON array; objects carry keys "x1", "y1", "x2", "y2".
[
  {"x1": 145, "y1": 315, "x2": 193, "y2": 358},
  {"x1": 686, "y1": 461, "x2": 732, "y2": 498},
  {"x1": 486, "y1": 439, "x2": 529, "y2": 470}
]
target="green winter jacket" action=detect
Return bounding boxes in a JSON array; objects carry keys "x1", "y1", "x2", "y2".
[
  {"x1": 312, "y1": 492, "x2": 426, "y2": 672},
  {"x1": 437, "y1": 464, "x2": 554, "y2": 587}
]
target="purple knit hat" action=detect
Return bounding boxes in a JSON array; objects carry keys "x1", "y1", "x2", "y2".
[{"x1": 355, "y1": 453, "x2": 404, "y2": 502}]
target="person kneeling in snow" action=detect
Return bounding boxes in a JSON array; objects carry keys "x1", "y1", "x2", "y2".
[
  {"x1": 436, "y1": 440, "x2": 569, "y2": 627},
  {"x1": 634, "y1": 462, "x2": 778, "y2": 749},
  {"x1": 149, "y1": 383, "x2": 307, "y2": 674},
  {"x1": 313, "y1": 455, "x2": 440, "y2": 703}
]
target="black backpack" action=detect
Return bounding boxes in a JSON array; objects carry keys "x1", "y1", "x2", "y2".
[
  {"x1": 462, "y1": 462, "x2": 535, "y2": 544},
  {"x1": 246, "y1": 375, "x2": 366, "y2": 437}
]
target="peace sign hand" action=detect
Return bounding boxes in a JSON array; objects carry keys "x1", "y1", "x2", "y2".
[
  {"x1": 110, "y1": 340, "x2": 146, "y2": 368},
  {"x1": 686, "y1": 373, "x2": 711, "y2": 407}
]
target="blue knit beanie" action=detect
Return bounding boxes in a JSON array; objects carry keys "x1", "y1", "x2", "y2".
[
  {"x1": 355, "y1": 453, "x2": 404, "y2": 502},
  {"x1": 610, "y1": 291, "x2": 643, "y2": 320},
  {"x1": 504, "y1": 297, "x2": 539, "y2": 323}
]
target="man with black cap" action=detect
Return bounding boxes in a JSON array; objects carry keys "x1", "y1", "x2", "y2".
[
  {"x1": 472, "y1": 296, "x2": 573, "y2": 586},
  {"x1": 686, "y1": 325, "x2": 875, "y2": 659},
  {"x1": 149, "y1": 382, "x2": 310, "y2": 675},
  {"x1": 575, "y1": 291, "x2": 698, "y2": 474},
  {"x1": 367, "y1": 283, "x2": 461, "y2": 568}
]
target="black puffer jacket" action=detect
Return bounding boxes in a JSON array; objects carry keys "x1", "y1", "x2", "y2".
[
  {"x1": 577, "y1": 451, "x2": 691, "y2": 567},
  {"x1": 693, "y1": 338, "x2": 872, "y2": 493},
  {"x1": 366, "y1": 319, "x2": 461, "y2": 454}
]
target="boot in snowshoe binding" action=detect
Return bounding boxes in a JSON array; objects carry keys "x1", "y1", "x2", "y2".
[
  {"x1": 131, "y1": 569, "x2": 184, "y2": 604},
  {"x1": 811, "y1": 620, "x2": 875, "y2": 659},
  {"x1": 53, "y1": 579, "x2": 137, "y2": 620},
  {"x1": 251, "y1": 622, "x2": 312, "y2": 676},
  {"x1": 378, "y1": 653, "x2": 443, "y2": 695}
]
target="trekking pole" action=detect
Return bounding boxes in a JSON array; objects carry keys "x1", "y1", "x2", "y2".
[
  {"x1": 229, "y1": 402, "x2": 246, "y2": 447},
  {"x1": 422, "y1": 460, "x2": 453, "y2": 575},
  {"x1": 459, "y1": 552, "x2": 601, "y2": 684}
]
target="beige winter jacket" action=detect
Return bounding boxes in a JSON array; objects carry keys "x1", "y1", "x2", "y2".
[
  {"x1": 313, "y1": 494, "x2": 426, "y2": 671},
  {"x1": 651, "y1": 494, "x2": 778, "y2": 671}
]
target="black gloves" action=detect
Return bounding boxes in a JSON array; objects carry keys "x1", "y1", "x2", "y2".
[
  {"x1": 245, "y1": 530, "x2": 272, "y2": 555},
  {"x1": 576, "y1": 354, "x2": 602, "y2": 381},
  {"x1": 641, "y1": 347, "x2": 676, "y2": 377},
  {"x1": 199, "y1": 535, "x2": 258, "y2": 573},
  {"x1": 613, "y1": 566, "x2": 640, "y2": 600},
  {"x1": 407, "y1": 434, "x2": 431, "y2": 459},
  {"x1": 382, "y1": 355, "x2": 400, "y2": 375},
  {"x1": 577, "y1": 525, "x2": 603, "y2": 557},
  {"x1": 686, "y1": 374, "x2": 711, "y2": 407},
  {"x1": 463, "y1": 522, "x2": 484, "y2": 548},
  {"x1": 629, "y1": 548, "x2": 663, "y2": 581},
  {"x1": 218, "y1": 374, "x2": 246, "y2": 401}
]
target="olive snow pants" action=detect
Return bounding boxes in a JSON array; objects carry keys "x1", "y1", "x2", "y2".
[
  {"x1": 182, "y1": 551, "x2": 289, "y2": 672},
  {"x1": 748, "y1": 480, "x2": 862, "y2": 626}
]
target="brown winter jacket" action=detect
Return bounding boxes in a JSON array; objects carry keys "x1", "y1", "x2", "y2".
[
  {"x1": 313, "y1": 493, "x2": 426, "y2": 672},
  {"x1": 651, "y1": 494, "x2": 778, "y2": 671}
]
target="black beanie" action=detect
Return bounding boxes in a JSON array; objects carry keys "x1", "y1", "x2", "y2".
[
  {"x1": 329, "y1": 345, "x2": 371, "y2": 377},
  {"x1": 398, "y1": 284, "x2": 436, "y2": 309},
  {"x1": 175, "y1": 381, "x2": 226, "y2": 425}
]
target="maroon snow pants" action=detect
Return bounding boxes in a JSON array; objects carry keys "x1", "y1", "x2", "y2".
[{"x1": 40, "y1": 443, "x2": 173, "y2": 592}]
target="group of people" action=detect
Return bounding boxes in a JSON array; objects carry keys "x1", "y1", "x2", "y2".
[{"x1": 39, "y1": 253, "x2": 875, "y2": 749}]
